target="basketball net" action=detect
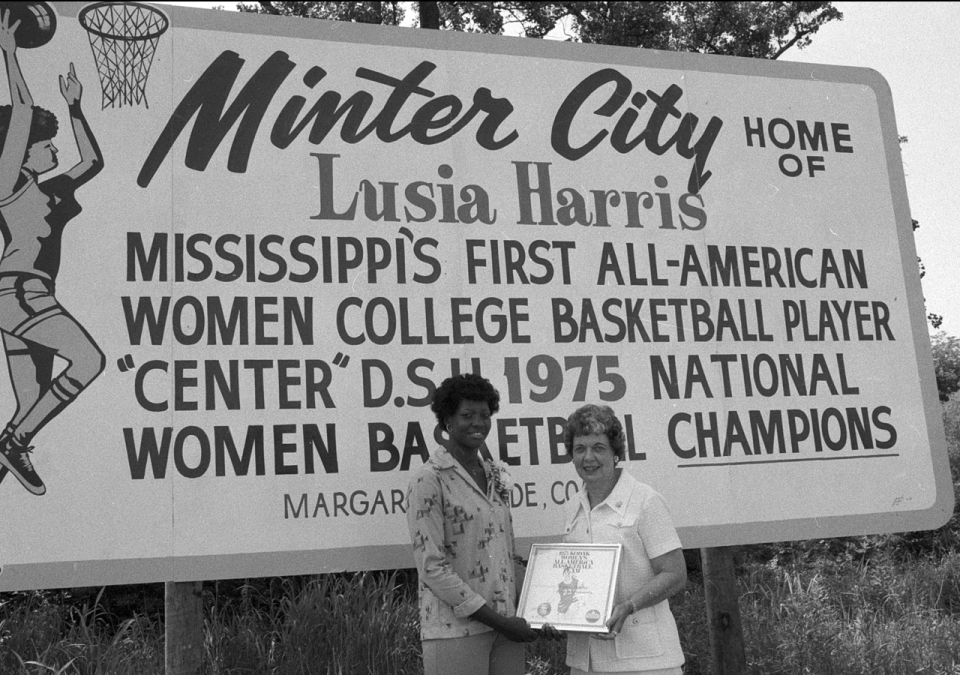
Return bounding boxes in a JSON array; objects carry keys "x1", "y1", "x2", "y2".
[{"x1": 79, "y1": 2, "x2": 168, "y2": 109}]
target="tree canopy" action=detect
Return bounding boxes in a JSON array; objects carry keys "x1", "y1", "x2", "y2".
[
  {"x1": 238, "y1": 1, "x2": 842, "y2": 60},
  {"x1": 930, "y1": 331, "x2": 960, "y2": 402}
]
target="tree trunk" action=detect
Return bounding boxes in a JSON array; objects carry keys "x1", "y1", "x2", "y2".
[
  {"x1": 365, "y1": 1, "x2": 382, "y2": 24},
  {"x1": 419, "y1": 1, "x2": 440, "y2": 29}
]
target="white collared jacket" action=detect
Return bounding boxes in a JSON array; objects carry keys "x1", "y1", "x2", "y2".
[{"x1": 563, "y1": 470, "x2": 685, "y2": 672}]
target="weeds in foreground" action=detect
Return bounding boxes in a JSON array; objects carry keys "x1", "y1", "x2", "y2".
[
  {"x1": 3, "y1": 547, "x2": 960, "y2": 675},
  {"x1": 0, "y1": 587, "x2": 163, "y2": 674},
  {"x1": 736, "y1": 551, "x2": 960, "y2": 675},
  {"x1": 203, "y1": 571, "x2": 422, "y2": 675}
]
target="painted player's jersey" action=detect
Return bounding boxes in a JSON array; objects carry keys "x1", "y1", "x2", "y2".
[
  {"x1": 0, "y1": 170, "x2": 81, "y2": 280},
  {"x1": 557, "y1": 577, "x2": 579, "y2": 612}
]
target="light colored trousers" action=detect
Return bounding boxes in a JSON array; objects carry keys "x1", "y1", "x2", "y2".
[
  {"x1": 572, "y1": 667, "x2": 683, "y2": 675},
  {"x1": 422, "y1": 631, "x2": 525, "y2": 675}
]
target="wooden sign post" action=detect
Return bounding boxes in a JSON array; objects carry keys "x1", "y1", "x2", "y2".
[
  {"x1": 165, "y1": 581, "x2": 203, "y2": 675},
  {"x1": 702, "y1": 547, "x2": 747, "y2": 675}
]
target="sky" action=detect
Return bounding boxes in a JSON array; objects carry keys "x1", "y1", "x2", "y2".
[
  {"x1": 777, "y1": 2, "x2": 960, "y2": 338},
  {"x1": 156, "y1": 1, "x2": 958, "y2": 337}
]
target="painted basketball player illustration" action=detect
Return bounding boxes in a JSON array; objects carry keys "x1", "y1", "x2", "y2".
[
  {"x1": 557, "y1": 566, "x2": 580, "y2": 614},
  {"x1": 0, "y1": 8, "x2": 104, "y2": 495}
]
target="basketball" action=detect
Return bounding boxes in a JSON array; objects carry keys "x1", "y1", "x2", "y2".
[{"x1": 0, "y1": 2, "x2": 57, "y2": 49}]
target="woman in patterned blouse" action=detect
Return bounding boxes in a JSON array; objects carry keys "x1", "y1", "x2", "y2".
[{"x1": 407, "y1": 373, "x2": 539, "y2": 675}]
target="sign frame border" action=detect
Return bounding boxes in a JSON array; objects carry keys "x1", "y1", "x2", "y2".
[{"x1": 0, "y1": 2, "x2": 947, "y2": 591}]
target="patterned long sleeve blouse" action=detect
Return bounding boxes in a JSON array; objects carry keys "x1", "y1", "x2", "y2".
[{"x1": 406, "y1": 448, "x2": 520, "y2": 640}]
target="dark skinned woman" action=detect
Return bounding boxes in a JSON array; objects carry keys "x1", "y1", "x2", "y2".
[
  {"x1": 407, "y1": 373, "x2": 538, "y2": 675},
  {"x1": 561, "y1": 404, "x2": 687, "y2": 675}
]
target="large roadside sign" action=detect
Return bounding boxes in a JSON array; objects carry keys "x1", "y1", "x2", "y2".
[{"x1": 0, "y1": 2, "x2": 951, "y2": 590}]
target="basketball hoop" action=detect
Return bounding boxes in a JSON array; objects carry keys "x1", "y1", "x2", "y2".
[{"x1": 78, "y1": 2, "x2": 168, "y2": 109}]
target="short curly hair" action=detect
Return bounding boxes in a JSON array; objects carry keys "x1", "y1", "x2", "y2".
[
  {"x1": 563, "y1": 404, "x2": 626, "y2": 460},
  {"x1": 0, "y1": 105, "x2": 59, "y2": 167},
  {"x1": 431, "y1": 373, "x2": 500, "y2": 426}
]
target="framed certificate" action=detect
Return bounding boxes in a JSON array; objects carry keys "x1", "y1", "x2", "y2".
[{"x1": 517, "y1": 543, "x2": 622, "y2": 633}]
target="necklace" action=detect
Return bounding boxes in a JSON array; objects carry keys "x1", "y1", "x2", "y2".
[
  {"x1": 461, "y1": 459, "x2": 487, "y2": 487},
  {"x1": 449, "y1": 448, "x2": 487, "y2": 489}
]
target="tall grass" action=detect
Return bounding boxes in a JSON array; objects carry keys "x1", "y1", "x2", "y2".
[
  {"x1": 0, "y1": 587, "x2": 163, "y2": 674},
  {"x1": 736, "y1": 552, "x2": 960, "y2": 675},
  {"x1": 204, "y1": 572, "x2": 422, "y2": 675},
  {"x1": 4, "y1": 550, "x2": 959, "y2": 674}
]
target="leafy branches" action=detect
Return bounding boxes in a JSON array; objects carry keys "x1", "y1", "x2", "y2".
[
  {"x1": 238, "y1": 1, "x2": 407, "y2": 25},
  {"x1": 931, "y1": 331, "x2": 960, "y2": 402},
  {"x1": 239, "y1": 2, "x2": 843, "y2": 60}
]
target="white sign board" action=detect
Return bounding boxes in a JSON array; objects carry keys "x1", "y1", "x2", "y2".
[{"x1": 0, "y1": 2, "x2": 951, "y2": 590}]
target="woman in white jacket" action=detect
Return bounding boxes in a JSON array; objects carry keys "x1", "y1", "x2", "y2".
[{"x1": 561, "y1": 404, "x2": 687, "y2": 675}]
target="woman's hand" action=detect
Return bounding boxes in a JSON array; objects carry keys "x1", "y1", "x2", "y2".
[
  {"x1": 59, "y1": 63, "x2": 82, "y2": 105},
  {"x1": 0, "y1": 10, "x2": 21, "y2": 55},
  {"x1": 470, "y1": 606, "x2": 539, "y2": 643},
  {"x1": 593, "y1": 601, "x2": 633, "y2": 640},
  {"x1": 593, "y1": 548, "x2": 687, "y2": 641},
  {"x1": 498, "y1": 616, "x2": 540, "y2": 643},
  {"x1": 538, "y1": 623, "x2": 565, "y2": 641}
]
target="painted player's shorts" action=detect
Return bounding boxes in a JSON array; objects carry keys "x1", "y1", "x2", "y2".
[{"x1": 0, "y1": 274, "x2": 63, "y2": 340}]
